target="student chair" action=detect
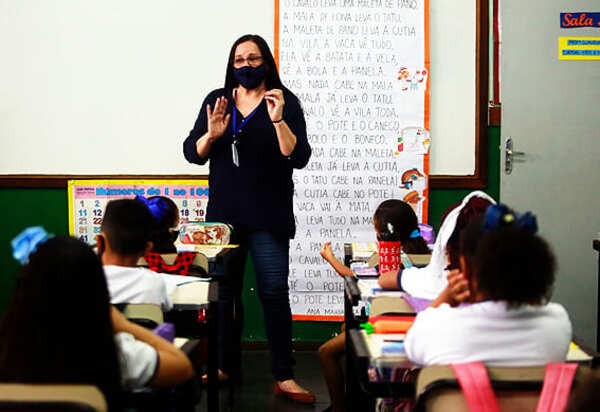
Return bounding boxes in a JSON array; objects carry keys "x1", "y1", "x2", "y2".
[
  {"x1": 120, "y1": 303, "x2": 164, "y2": 329},
  {"x1": 414, "y1": 362, "x2": 590, "y2": 412},
  {"x1": 0, "y1": 383, "x2": 106, "y2": 411}
]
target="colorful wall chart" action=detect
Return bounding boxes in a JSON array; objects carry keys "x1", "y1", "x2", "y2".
[
  {"x1": 276, "y1": 0, "x2": 430, "y2": 320},
  {"x1": 68, "y1": 180, "x2": 209, "y2": 244}
]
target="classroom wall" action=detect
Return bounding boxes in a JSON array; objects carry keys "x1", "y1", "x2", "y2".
[{"x1": 0, "y1": 126, "x2": 500, "y2": 342}]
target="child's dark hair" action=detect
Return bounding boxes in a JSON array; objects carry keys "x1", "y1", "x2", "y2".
[
  {"x1": 0, "y1": 236, "x2": 123, "y2": 410},
  {"x1": 101, "y1": 198, "x2": 154, "y2": 256},
  {"x1": 460, "y1": 207, "x2": 556, "y2": 307},
  {"x1": 146, "y1": 196, "x2": 179, "y2": 253},
  {"x1": 445, "y1": 196, "x2": 494, "y2": 270},
  {"x1": 374, "y1": 199, "x2": 430, "y2": 254}
]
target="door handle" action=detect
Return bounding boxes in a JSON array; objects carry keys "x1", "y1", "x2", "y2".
[{"x1": 504, "y1": 137, "x2": 525, "y2": 174}]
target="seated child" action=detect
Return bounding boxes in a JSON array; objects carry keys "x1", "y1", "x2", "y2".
[
  {"x1": 318, "y1": 199, "x2": 429, "y2": 412},
  {"x1": 0, "y1": 229, "x2": 194, "y2": 411},
  {"x1": 386, "y1": 190, "x2": 495, "y2": 298},
  {"x1": 97, "y1": 198, "x2": 191, "y2": 311},
  {"x1": 135, "y1": 195, "x2": 199, "y2": 276},
  {"x1": 136, "y1": 195, "x2": 179, "y2": 253},
  {"x1": 404, "y1": 204, "x2": 572, "y2": 366}
]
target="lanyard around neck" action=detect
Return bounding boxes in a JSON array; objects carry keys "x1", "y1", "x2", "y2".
[{"x1": 232, "y1": 89, "x2": 260, "y2": 144}]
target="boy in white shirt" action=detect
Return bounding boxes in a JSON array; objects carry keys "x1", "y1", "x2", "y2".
[{"x1": 96, "y1": 198, "x2": 190, "y2": 311}]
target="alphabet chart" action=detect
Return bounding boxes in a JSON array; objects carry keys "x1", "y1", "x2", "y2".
[
  {"x1": 68, "y1": 179, "x2": 209, "y2": 245},
  {"x1": 278, "y1": 0, "x2": 430, "y2": 320}
]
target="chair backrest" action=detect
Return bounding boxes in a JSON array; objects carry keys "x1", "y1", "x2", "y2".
[
  {"x1": 0, "y1": 383, "x2": 107, "y2": 411},
  {"x1": 414, "y1": 364, "x2": 590, "y2": 412},
  {"x1": 369, "y1": 296, "x2": 415, "y2": 316},
  {"x1": 121, "y1": 303, "x2": 164, "y2": 329}
]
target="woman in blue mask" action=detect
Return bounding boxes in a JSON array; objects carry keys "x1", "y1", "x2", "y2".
[{"x1": 183, "y1": 34, "x2": 313, "y2": 403}]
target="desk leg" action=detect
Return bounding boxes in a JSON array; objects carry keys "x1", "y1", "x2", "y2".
[
  {"x1": 344, "y1": 291, "x2": 362, "y2": 411},
  {"x1": 597, "y1": 250, "x2": 600, "y2": 352},
  {"x1": 207, "y1": 300, "x2": 219, "y2": 412}
]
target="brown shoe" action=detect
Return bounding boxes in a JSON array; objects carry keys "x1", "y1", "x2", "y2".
[{"x1": 274, "y1": 382, "x2": 316, "y2": 404}]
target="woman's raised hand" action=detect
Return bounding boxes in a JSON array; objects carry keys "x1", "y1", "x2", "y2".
[
  {"x1": 206, "y1": 96, "x2": 230, "y2": 140},
  {"x1": 265, "y1": 89, "x2": 285, "y2": 122}
]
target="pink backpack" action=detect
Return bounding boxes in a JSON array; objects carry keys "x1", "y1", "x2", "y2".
[{"x1": 451, "y1": 362, "x2": 578, "y2": 412}]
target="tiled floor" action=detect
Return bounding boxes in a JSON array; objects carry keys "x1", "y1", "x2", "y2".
[{"x1": 196, "y1": 350, "x2": 331, "y2": 412}]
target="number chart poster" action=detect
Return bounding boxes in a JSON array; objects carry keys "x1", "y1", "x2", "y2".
[
  {"x1": 276, "y1": 0, "x2": 431, "y2": 320},
  {"x1": 68, "y1": 180, "x2": 209, "y2": 245}
]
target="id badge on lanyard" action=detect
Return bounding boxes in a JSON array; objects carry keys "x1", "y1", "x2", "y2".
[{"x1": 232, "y1": 97, "x2": 259, "y2": 167}]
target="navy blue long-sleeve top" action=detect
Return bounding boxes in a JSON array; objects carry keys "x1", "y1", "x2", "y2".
[{"x1": 183, "y1": 88, "x2": 311, "y2": 239}]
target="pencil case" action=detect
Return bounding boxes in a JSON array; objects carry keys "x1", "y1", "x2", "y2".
[
  {"x1": 178, "y1": 222, "x2": 232, "y2": 245},
  {"x1": 360, "y1": 318, "x2": 414, "y2": 334},
  {"x1": 152, "y1": 322, "x2": 175, "y2": 342}
]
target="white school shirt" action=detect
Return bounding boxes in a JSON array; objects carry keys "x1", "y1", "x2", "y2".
[
  {"x1": 404, "y1": 300, "x2": 572, "y2": 367},
  {"x1": 401, "y1": 190, "x2": 496, "y2": 299},
  {"x1": 104, "y1": 265, "x2": 192, "y2": 311},
  {"x1": 115, "y1": 332, "x2": 158, "y2": 390}
]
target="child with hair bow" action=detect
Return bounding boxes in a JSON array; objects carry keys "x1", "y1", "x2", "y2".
[{"x1": 404, "y1": 204, "x2": 572, "y2": 366}]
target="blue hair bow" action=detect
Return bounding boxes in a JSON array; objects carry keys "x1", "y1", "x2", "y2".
[
  {"x1": 135, "y1": 195, "x2": 170, "y2": 222},
  {"x1": 484, "y1": 204, "x2": 538, "y2": 234},
  {"x1": 11, "y1": 226, "x2": 53, "y2": 265}
]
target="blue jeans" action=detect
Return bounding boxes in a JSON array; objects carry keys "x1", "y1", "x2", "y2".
[{"x1": 217, "y1": 228, "x2": 294, "y2": 381}]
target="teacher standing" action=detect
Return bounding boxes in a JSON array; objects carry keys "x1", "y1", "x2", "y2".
[{"x1": 183, "y1": 34, "x2": 313, "y2": 403}]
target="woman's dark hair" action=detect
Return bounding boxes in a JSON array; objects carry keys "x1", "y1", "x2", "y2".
[
  {"x1": 460, "y1": 212, "x2": 556, "y2": 307},
  {"x1": 374, "y1": 199, "x2": 430, "y2": 254},
  {"x1": 224, "y1": 34, "x2": 284, "y2": 90},
  {"x1": 445, "y1": 196, "x2": 494, "y2": 270},
  {"x1": 147, "y1": 196, "x2": 179, "y2": 253},
  {"x1": 0, "y1": 236, "x2": 123, "y2": 410}
]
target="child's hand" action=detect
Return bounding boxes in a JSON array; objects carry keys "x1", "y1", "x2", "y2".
[
  {"x1": 446, "y1": 269, "x2": 471, "y2": 306},
  {"x1": 320, "y1": 242, "x2": 335, "y2": 262}
]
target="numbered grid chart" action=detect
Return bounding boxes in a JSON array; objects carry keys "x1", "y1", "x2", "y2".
[{"x1": 68, "y1": 180, "x2": 209, "y2": 245}]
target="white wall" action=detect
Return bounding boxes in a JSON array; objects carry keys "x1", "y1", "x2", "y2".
[{"x1": 0, "y1": 0, "x2": 477, "y2": 176}]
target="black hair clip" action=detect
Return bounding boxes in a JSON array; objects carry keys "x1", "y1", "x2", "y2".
[{"x1": 483, "y1": 204, "x2": 538, "y2": 234}]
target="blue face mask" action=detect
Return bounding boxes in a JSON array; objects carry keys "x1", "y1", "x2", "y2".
[{"x1": 233, "y1": 64, "x2": 266, "y2": 90}]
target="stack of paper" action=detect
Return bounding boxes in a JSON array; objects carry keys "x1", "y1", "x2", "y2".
[
  {"x1": 352, "y1": 242, "x2": 377, "y2": 259},
  {"x1": 170, "y1": 280, "x2": 213, "y2": 305},
  {"x1": 567, "y1": 342, "x2": 593, "y2": 362}
]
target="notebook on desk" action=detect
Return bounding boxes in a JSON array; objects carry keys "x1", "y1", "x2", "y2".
[
  {"x1": 357, "y1": 278, "x2": 406, "y2": 299},
  {"x1": 176, "y1": 243, "x2": 238, "y2": 259}
]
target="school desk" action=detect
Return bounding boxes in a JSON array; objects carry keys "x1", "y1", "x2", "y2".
[
  {"x1": 343, "y1": 276, "x2": 417, "y2": 412},
  {"x1": 343, "y1": 242, "x2": 427, "y2": 411},
  {"x1": 168, "y1": 279, "x2": 220, "y2": 411},
  {"x1": 346, "y1": 326, "x2": 600, "y2": 412}
]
